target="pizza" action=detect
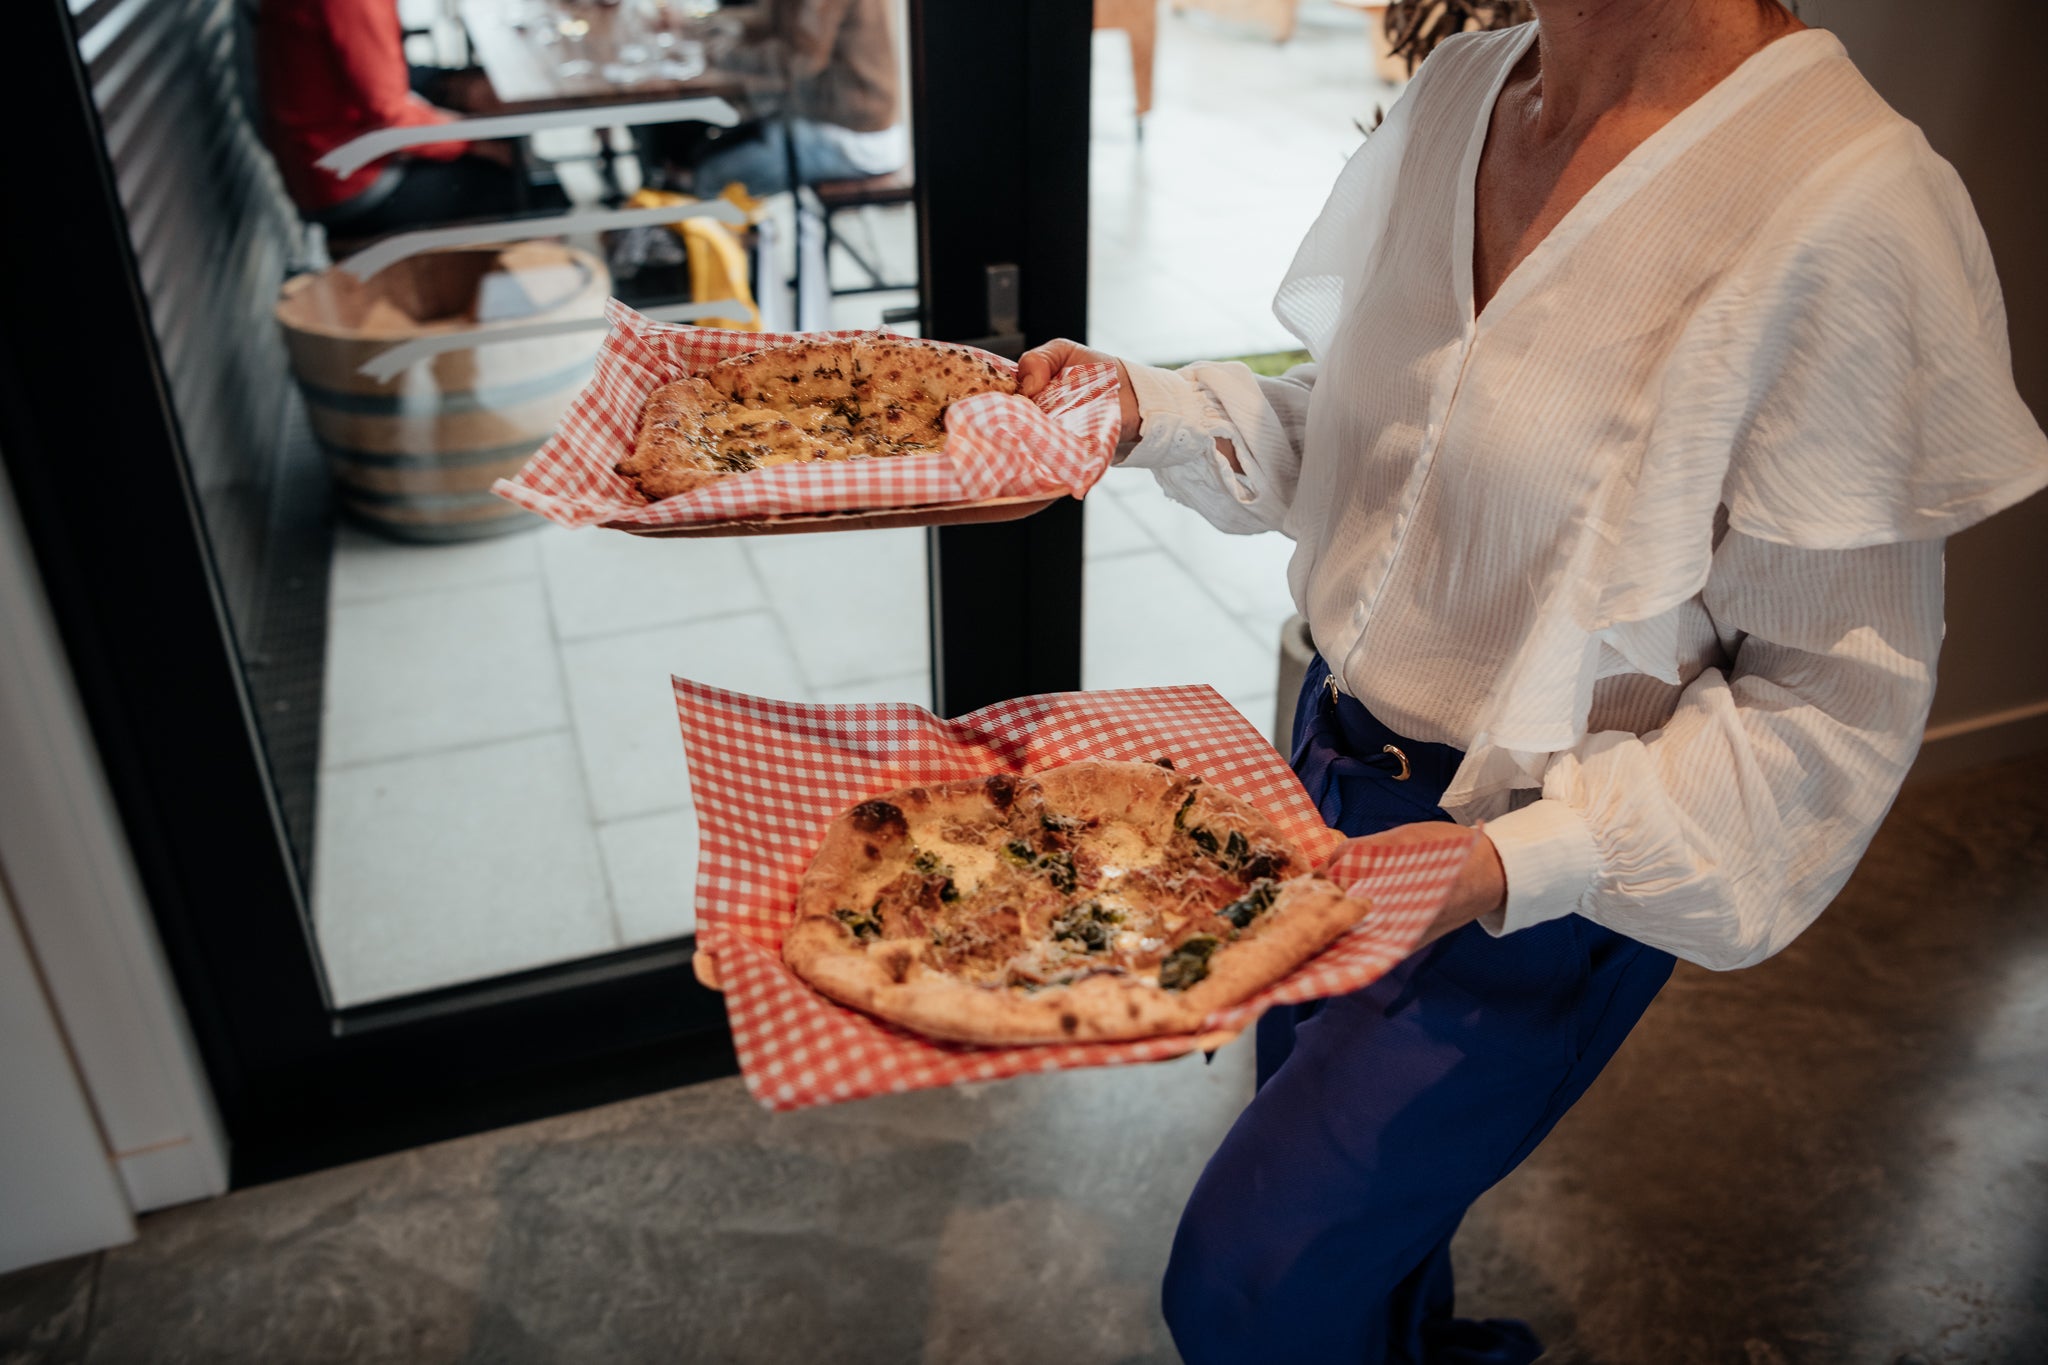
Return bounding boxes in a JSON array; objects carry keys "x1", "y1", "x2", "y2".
[
  {"x1": 783, "y1": 760, "x2": 1363, "y2": 1045},
  {"x1": 616, "y1": 336, "x2": 1016, "y2": 500}
]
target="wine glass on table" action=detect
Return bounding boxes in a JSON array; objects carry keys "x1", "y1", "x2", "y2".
[
  {"x1": 519, "y1": 0, "x2": 567, "y2": 55},
  {"x1": 620, "y1": 0, "x2": 701, "y2": 83},
  {"x1": 604, "y1": 2, "x2": 655, "y2": 83},
  {"x1": 554, "y1": 11, "x2": 595, "y2": 77}
]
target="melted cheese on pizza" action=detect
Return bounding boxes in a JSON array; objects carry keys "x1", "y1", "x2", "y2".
[
  {"x1": 840, "y1": 777, "x2": 1296, "y2": 993},
  {"x1": 698, "y1": 404, "x2": 862, "y2": 468}
]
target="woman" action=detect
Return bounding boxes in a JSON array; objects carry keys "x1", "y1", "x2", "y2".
[
  {"x1": 258, "y1": 0, "x2": 561, "y2": 236},
  {"x1": 1020, "y1": 1, "x2": 2048, "y2": 1361}
]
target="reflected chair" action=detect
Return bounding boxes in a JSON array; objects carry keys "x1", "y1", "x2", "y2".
[{"x1": 807, "y1": 167, "x2": 917, "y2": 298}]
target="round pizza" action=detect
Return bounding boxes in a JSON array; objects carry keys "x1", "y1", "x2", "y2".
[
  {"x1": 616, "y1": 336, "x2": 1016, "y2": 501},
  {"x1": 783, "y1": 760, "x2": 1362, "y2": 1045}
]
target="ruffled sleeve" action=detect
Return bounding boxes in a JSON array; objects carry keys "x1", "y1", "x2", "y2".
[
  {"x1": 1694, "y1": 123, "x2": 2048, "y2": 550},
  {"x1": 1482, "y1": 531, "x2": 1946, "y2": 971},
  {"x1": 1463, "y1": 121, "x2": 2045, "y2": 971}
]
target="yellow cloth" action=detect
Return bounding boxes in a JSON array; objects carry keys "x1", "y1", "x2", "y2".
[{"x1": 624, "y1": 189, "x2": 763, "y2": 331}]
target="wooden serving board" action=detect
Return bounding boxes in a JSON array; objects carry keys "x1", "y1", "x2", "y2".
[{"x1": 605, "y1": 493, "x2": 1061, "y2": 538}]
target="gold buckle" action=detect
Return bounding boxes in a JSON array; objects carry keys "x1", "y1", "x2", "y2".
[
  {"x1": 1382, "y1": 744, "x2": 1411, "y2": 781},
  {"x1": 1325, "y1": 674, "x2": 1340, "y2": 704}
]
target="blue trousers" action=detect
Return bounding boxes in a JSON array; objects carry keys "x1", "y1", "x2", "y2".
[
  {"x1": 691, "y1": 118, "x2": 903, "y2": 198},
  {"x1": 1162, "y1": 657, "x2": 1676, "y2": 1364}
]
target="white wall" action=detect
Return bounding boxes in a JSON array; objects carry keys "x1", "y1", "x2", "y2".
[
  {"x1": 0, "y1": 875, "x2": 135, "y2": 1270},
  {"x1": 0, "y1": 455, "x2": 228, "y2": 1272},
  {"x1": 1801, "y1": 0, "x2": 2048, "y2": 772}
]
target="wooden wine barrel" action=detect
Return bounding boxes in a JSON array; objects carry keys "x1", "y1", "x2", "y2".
[{"x1": 276, "y1": 242, "x2": 609, "y2": 541}]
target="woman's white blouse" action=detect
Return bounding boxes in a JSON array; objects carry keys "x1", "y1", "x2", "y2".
[{"x1": 1119, "y1": 25, "x2": 2048, "y2": 969}]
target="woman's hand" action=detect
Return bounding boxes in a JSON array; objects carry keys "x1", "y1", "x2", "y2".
[
  {"x1": 1328, "y1": 822, "x2": 1507, "y2": 951},
  {"x1": 1017, "y1": 338, "x2": 1141, "y2": 447}
]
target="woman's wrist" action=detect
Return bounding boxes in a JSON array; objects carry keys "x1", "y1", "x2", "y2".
[
  {"x1": 1114, "y1": 359, "x2": 1142, "y2": 448},
  {"x1": 1456, "y1": 830, "x2": 1507, "y2": 921}
]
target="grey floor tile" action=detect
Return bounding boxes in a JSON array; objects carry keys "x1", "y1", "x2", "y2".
[
  {"x1": 1115, "y1": 485, "x2": 1300, "y2": 634},
  {"x1": 537, "y1": 523, "x2": 766, "y2": 641},
  {"x1": 313, "y1": 732, "x2": 616, "y2": 1006},
  {"x1": 828, "y1": 287, "x2": 920, "y2": 334},
  {"x1": 744, "y1": 530, "x2": 929, "y2": 692},
  {"x1": 0, "y1": 1254, "x2": 94, "y2": 1365},
  {"x1": 321, "y1": 580, "x2": 566, "y2": 770},
  {"x1": 1092, "y1": 469, "x2": 1162, "y2": 506},
  {"x1": 597, "y1": 808, "x2": 699, "y2": 946},
  {"x1": 327, "y1": 522, "x2": 541, "y2": 606},
  {"x1": 1081, "y1": 550, "x2": 1278, "y2": 702},
  {"x1": 561, "y1": 613, "x2": 808, "y2": 822},
  {"x1": 451, "y1": 1052, "x2": 1243, "y2": 1365},
  {"x1": 84, "y1": 1151, "x2": 502, "y2": 1365},
  {"x1": 1089, "y1": 257, "x2": 1284, "y2": 368},
  {"x1": 1086, "y1": 5, "x2": 1395, "y2": 368},
  {"x1": 1082, "y1": 486, "x2": 1156, "y2": 560}
]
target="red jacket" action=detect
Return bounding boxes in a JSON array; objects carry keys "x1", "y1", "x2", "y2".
[{"x1": 258, "y1": 0, "x2": 471, "y2": 212}]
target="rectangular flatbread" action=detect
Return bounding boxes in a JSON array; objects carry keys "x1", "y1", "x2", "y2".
[{"x1": 616, "y1": 336, "x2": 1016, "y2": 501}]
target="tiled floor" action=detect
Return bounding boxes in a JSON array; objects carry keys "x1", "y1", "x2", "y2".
[
  {"x1": 313, "y1": 524, "x2": 927, "y2": 1006},
  {"x1": 311, "y1": 6, "x2": 1394, "y2": 1005},
  {"x1": 1088, "y1": 4, "x2": 1397, "y2": 365}
]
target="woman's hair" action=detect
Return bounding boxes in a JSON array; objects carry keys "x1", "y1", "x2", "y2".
[
  {"x1": 1385, "y1": 1, "x2": 1800, "y2": 74},
  {"x1": 1384, "y1": 2, "x2": 1531, "y2": 75}
]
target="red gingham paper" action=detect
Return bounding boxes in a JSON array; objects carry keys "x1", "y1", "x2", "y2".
[
  {"x1": 491, "y1": 300, "x2": 1122, "y2": 529},
  {"x1": 676, "y1": 677, "x2": 1473, "y2": 1111}
]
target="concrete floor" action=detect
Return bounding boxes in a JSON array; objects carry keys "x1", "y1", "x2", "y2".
[{"x1": 4, "y1": 753, "x2": 2045, "y2": 1363}]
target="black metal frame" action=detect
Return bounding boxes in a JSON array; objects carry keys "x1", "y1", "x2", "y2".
[
  {"x1": 1, "y1": 0, "x2": 1090, "y2": 1185},
  {"x1": 914, "y1": 0, "x2": 1091, "y2": 716}
]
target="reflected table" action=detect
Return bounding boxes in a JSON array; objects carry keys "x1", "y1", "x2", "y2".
[{"x1": 458, "y1": 0, "x2": 769, "y2": 112}]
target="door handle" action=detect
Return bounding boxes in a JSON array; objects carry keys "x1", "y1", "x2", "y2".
[{"x1": 953, "y1": 263, "x2": 1026, "y2": 359}]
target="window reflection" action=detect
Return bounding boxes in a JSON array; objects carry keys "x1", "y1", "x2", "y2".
[
  {"x1": 638, "y1": 0, "x2": 907, "y2": 198},
  {"x1": 1083, "y1": 6, "x2": 1404, "y2": 743},
  {"x1": 258, "y1": 0, "x2": 564, "y2": 237},
  {"x1": 104, "y1": 0, "x2": 930, "y2": 1004}
]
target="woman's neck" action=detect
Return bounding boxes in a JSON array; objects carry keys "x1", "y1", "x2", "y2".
[{"x1": 1522, "y1": 0, "x2": 1805, "y2": 136}]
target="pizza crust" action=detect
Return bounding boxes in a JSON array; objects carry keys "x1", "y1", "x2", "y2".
[
  {"x1": 615, "y1": 336, "x2": 1016, "y2": 502},
  {"x1": 783, "y1": 762, "x2": 1366, "y2": 1045}
]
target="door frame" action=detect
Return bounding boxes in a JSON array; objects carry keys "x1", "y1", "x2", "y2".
[
  {"x1": 914, "y1": 0, "x2": 1093, "y2": 717},
  {"x1": 0, "y1": 0, "x2": 1091, "y2": 1185}
]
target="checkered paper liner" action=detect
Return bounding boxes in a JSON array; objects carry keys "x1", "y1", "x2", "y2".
[
  {"x1": 675, "y1": 677, "x2": 1473, "y2": 1111},
  {"x1": 491, "y1": 299, "x2": 1123, "y2": 530}
]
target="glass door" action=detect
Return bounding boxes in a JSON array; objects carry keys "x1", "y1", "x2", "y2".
[
  {"x1": 1, "y1": 0, "x2": 1089, "y2": 1182},
  {"x1": 1080, "y1": 3, "x2": 1407, "y2": 745}
]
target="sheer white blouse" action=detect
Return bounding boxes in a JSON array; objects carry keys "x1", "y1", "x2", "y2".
[{"x1": 1118, "y1": 25, "x2": 2048, "y2": 969}]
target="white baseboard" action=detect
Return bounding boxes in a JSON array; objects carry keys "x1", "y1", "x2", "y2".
[
  {"x1": 1909, "y1": 698, "x2": 2048, "y2": 782},
  {"x1": 116, "y1": 1136, "x2": 227, "y2": 1213},
  {"x1": 0, "y1": 461, "x2": 230, "y2": 1220}
]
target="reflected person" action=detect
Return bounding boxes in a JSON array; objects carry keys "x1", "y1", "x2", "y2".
[
  {"x1": 645, "y1": 0, "x2": 906, "y2": 197},
  {"x1": 258, "y1": 0, "x2": 566, "y2": 238}
]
